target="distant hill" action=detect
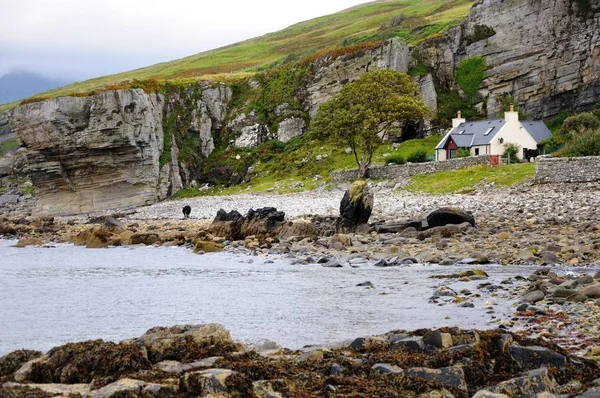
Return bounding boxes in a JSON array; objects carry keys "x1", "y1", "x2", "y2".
[
  {"x1": 28, "y1": 0, "x2": 475, "y2": 100},
  {"x1": 0, "y1": 71, "x2": 71, "y2": 104}
]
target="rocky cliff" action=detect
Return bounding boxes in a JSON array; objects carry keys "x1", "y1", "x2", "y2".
[
  {"x1": 11, "y1": 90, "x2": 165, "y2": 215},
  {"x1": 416, "y1": 0, "x2": 600, "y2": 119}
]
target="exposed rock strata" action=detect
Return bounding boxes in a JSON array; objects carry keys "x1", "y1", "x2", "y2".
[{"x1": 11, "y1": 89, "x2": 165, "y2": 216}]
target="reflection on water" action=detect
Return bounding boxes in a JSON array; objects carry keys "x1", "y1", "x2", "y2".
[{"x1": 0, "y1": 239, "x2": 594, "y2": 355}]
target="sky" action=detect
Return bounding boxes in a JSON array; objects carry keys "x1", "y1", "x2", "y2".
[{"x1": 1, "y1": 0, "x2": 370, "y2": 82}]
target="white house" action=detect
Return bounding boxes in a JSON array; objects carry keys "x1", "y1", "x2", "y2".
[{"x1": 435, "y1": 106, "x2": 552, "y2": 161}]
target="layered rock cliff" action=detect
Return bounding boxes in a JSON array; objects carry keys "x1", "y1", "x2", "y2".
[
  {"x1": 11, "y1": 90, "x2": 165, "y2": 215},
  {"x1": 415, "y1": 0, "x2": 600, "y2": 119}
]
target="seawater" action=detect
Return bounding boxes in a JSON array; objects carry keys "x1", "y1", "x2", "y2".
[{"x1": 0, "y1": 239, "x2": 584, "y2": 355}]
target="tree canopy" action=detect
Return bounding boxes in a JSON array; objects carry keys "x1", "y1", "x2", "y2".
[{"x1": 312, "y1": 69, "x2": 430, "y2": 177}]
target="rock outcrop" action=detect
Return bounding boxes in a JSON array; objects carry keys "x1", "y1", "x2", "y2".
[
  {"x1": 305, "y1": 38, "x2": 411, "y2": 117},
  {"x1": 11, "y1": 89, "x2": 165, "y2": 215},
  {"x1": 416, "y1": 0, "x2": 600, "y2": 119}
]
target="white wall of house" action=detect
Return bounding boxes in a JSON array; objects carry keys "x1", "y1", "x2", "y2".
[
  {"x1": 436, "y1": 149, "x2": 448, "y2": 161},
  {"x1": 489, "y1": 111, "x2": 538, "y2": 159},
  {"x1": 470, "y1": 145, "x2": 489, "y2": 156}
]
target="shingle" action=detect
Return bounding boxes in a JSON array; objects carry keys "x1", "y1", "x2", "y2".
[{"x1": 521, "y1": 121, "x2": 552, "y2": 143}]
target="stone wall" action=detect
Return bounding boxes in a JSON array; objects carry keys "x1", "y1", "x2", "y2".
[
  {"x1": 331, "y1": 156, "x2": 491, "y2": 184},
  {"x1": 534, "y1": 157, "x2": 600, "y2": 184}
]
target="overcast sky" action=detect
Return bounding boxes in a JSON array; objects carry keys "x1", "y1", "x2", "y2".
[{"x1": 1, "y1": 0, "x2": 370, "y2": 82}]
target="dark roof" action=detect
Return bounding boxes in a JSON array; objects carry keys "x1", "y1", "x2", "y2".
[
  {"x1": 436, "y1": 119, "x2": 505, "y2": 149},
  {"x1": 521, "y1": 121, "x2": 552, "y2": 143}
]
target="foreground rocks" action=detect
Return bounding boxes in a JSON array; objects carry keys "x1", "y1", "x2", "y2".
[{"x1": 1, "y1": 324, "x2": 599, "y2": 397}]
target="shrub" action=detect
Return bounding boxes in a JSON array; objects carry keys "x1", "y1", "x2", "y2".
[
  {"x1": 456, "y1": 148, "x2": 471, "y2": 158},
  {"x1": 386, "y1": 153, "x2": 406, "y2": 165},
  {"x1": 559, "y1": 112, "x2": 600, "y2": 137},
  {"x1": 407, "y1": 147, "x2": 428, "y2": 163},
  {"x1": 456, "y1": 57, "x2": 487, "y2": 103},
  {"x1": 503, "y1": 143, "x2": 520, "y2": 164},
  {"x1": 557, "y1": 128, "x2": 600, "y2": 157}
]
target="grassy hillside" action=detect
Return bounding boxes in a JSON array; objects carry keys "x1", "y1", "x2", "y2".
[{"x1": 18, "y1": 0, "x2": 475, "y2": 102}]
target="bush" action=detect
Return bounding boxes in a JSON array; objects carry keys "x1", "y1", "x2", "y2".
[
  {"x1": 407, "y1": 147, "x2": 428, "y2": 163},
  {"x1": 559, "y1": 112, "x2": 600, "y2": 137},
  {"x1": 456, "y1": 57, "x2": 487, "y2": 103},
  {"x1": 385, "y1": 153, "x2": 406, "y2": 165},
  {"x1": 557, "y1": 128, "x2": 600, "y2": 157},
  {"x1": 503, "y1": 143, "x2": 520, "y2": 164},
  {"x1": 456, "y1": 148, "x2": 471, "y2": 158}
]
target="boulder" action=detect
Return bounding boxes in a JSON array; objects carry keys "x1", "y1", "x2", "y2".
[
  {"x1": 193, "y1": 240, "x2": 224, "y2": 253},
  {"x1": 521, "y1": 290, "x2": 545, "y2": 304},
  {"x1": 337, "y1": 180, "x2": 373, "y2": 233},
  {"x1": 477, "y1": 368, "x2": 557, "y2": 397},
  {"x1": 372, "y1": 363, "x2": 403, "y2": 374},
  {"x1": 210, "y1": 209, "x2": 245, "y2": 239},
  {"x1": 130, "y1": 324, "x2": 233, "y2": 363},
  {"x1": 510, "y1": 345, "x2": 567, "y2": 371},
  {"x1": 89, "y1": 378, "x2": 174, "y2": 398},
  {"x1": 241, "y1": 207, "x2": 285, "y2": 237},
  {"x1": 14, "y1": 237, "x2": 44, "y2": 247},
  {"x1": 181, "y1": 368, "x2": 247, "y2": 395},
  {"x1": 130, "y1": 233, "x2": 160, "y2": 246},
  {"x1": 423, "y1": 331, "x2": 453, "y2": 349},
  {"x1": 278, "y1": 220, "x2": 319, "y2": 240},
  {"x1": 72, "y1": 226, "x2": 114, "y2": 248},
  {"x1": 0, "y1": 349, "x2": 42, "y2": 377},
  {"x1": 2, "y1": 382, "x2": 90, "y2": 396},
  {"x1": 581, "y1": 285, "x2": 600, "y2": 299},
  {"x1": 426, "y1": 207, "x2": 475, "y2": 228},
  {"x1": 404, "y1": 366, "x2": 467, "y2": 392},
  {"x1": 277, "y1": 117, "x2": 306, "y2": 143}
]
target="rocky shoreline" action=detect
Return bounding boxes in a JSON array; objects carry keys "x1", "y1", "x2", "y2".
[
  {"x1": 2, "y1": 181, "x2": 600, "y2": 396},
  {"x1": 1, "y1": 323, "x2": 600, "y2": 398}
]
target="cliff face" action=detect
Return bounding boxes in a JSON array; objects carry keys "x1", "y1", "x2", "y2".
[
  {"x1": 416, "y1": 0, "x2": 600, "y2": 118},
  {"x1": 11, "y1": 90, "x2": 165, "y2": 215}
]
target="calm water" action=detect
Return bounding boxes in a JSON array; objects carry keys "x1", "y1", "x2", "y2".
[{"x1": 0, "y1": 239, "x2": 590, "y2": 355}]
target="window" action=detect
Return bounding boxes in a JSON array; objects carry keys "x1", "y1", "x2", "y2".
[
  {"x1": 448, "y1": 149, "x2": 456, "y2": 159},
  {"x1": 458, "y1": 130, "x2": 465, "y2": 135},
  {"x1": 475, "y1": 148, "x2": 480, "y2": 155},
  {"x1": 484, "y1": 127, "x2": 495, "y2": 136}
]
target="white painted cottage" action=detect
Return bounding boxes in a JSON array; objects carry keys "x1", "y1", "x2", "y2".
[{"x1": 435, "y1": 106, "x2": 552, "y2": 161}]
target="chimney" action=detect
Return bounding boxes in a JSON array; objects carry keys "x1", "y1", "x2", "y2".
[
  {"x1": 505, "y1": 104, "x2": 519, "y2": 123},
  {"x1": 452, "y1": 110, "x2": 466, "y2": 129}
]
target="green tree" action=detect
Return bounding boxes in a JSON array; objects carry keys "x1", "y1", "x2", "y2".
[{"x1": 312, "y1": 70, "x2": 429, "y2": 177}]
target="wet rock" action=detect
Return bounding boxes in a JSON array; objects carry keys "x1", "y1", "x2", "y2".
[
  {"x1": 516, "y1": 303, "x2": 530, "y2": 312},
  {"x1": 426, "y1": 207, "x2": 475, "y2": 228},
  {"x1": 90, "y1": 378, "x2": 174, "y2": 398},
  {"x1": 373, "y1": 259, "x2": 388, "y2": 267},
  {"x1": 559, "y1": 279, "x2": 578, "y2": 289},
  {"x1": 372, "y1": 363, "x2": 403, "y2": 374},
  {"x1": 130, "y1": 233, "x2": 160, "y2": 246},
  {"x1": 540, "y1": 251, "x2": 561, "y2": 265},
  {"x1": 404, "y1": 366, "x2": 467, "y2": 392},
  {"x1": 131, "y1": 324, "x2": 233, "y2": 363},
  {"x1": 391, "y1": 336, "x2": 427, "y2": 352},
  {"x1": 521, "y1": 290, "x2": 545, "y2": 304},
  {"x1": 2, "y1": 381, "x2": 91, "y2": 396},
  {"x1": 581, "y1": 285, "x2": 600, "y2": 298},
  {"x1": 13, "y1": 356, "x2": 48, "y2": 382},
  {"x1": 577, "y1": 275, "x2": 594, "y2": 285},
  {"x1": 71, "y1": 226, "x2": 114, "y2": 248},
  {"x1": 321, "y1": 260, "x2": 343, "y2": 268},
  {"x1": 418, "y1": 222, "x2": 471, "y2": 239},
  {"x1": 510, "y1": 345, "x2": 567, "y2": 371},
  {"x1": 356, "y1": 281, "x2": 374, "y2": 288},
  {"x1": 180, "y1": 368, "x2": 242, "y2": 395},
  {"x1": 193, "y1": 240, "x2": 224, "y2": 253},
  {"x1": 476, "y1": 368, "x2": 557, "y2": 397},
  {"x1": 350, "y1": 336, "x2": 389, "y2": 350},
  {"x1": 337, "y1": 180, "x2": 373, "y2": 233},
  {"x1": 423, "y1": 331, "x2": 453, "y2": 349},
  {"x1": 553, "y1": 287, "x2": 577, "y2": 298},
  {"x1": 0, "y1": 349, "x2": 42, "y2": 377},
  {"x1": 374, "y1": 220, "x2": 423, "y2": 233}
]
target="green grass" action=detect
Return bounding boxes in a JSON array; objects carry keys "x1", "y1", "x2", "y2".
[
  {"x1": 0, "y1": 138, "x2": 19, "y2": 157},
  {"x1": 404, "y1": 163, "x2": 535, "y2": 194},
  {"x1": 5, "y1": 0, "x2": 476, "y2": 106},
  {"x1": 0, "y1": 102, "x2": 17, "y2": 115},
  {"x1": 172, "y1": 134, "x2": 442, "y2": 197}
]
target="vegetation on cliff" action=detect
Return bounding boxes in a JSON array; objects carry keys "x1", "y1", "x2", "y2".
[{"x1": 313, "y1": 70, "x2": 430, "y2": 177}]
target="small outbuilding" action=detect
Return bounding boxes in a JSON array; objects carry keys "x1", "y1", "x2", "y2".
[{"x1": 435, "y1": 106, "x2": 552, "y2": 161}]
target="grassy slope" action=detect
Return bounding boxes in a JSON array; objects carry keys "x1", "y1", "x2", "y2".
[
  {"x1": 0, "y1": 138, "x2": 19, "y2": 157},
  {"x1": 404, "y1": 163, "x2": 535, "y2": 194},
  {"x1": 16, "y1": 0, "x2": 475, "y2": 101}
]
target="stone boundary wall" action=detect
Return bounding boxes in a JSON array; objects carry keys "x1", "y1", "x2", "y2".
[
  {"x1": 534, "y1": 156, "x2": 600, "y2": 184},
  {"x1": 331, "y1": 155, "x2": 491, "y2": 183}
]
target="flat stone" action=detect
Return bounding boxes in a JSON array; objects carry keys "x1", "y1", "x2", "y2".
[
  {"x1": 372, "y1": 363, "x2": 403, "y2": 374},
  {"x1": 90, "y1": 378, "x2": 172, "y2": 398},
  {"x1": 2, "y1": 382, "x2": 90, "y2": 396},
  {"x1": 404, "y1": 366, "x2": 467, "y2": 391},
  {"x1": 479, "y1": 368, "x2": 557, "y2": 397}
]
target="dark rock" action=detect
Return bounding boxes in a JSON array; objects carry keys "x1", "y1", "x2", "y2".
[
  {"x1": 510, "y1": 345, "x2": 567, "y2": 371},
  {"x1": 321, "y1": 260, "x2": 343, "y2": 268},
  {"x1": 594, "y1": 271, "x2": 600, "y2": 280},
  {"x1": 578, "y1": 275, "x2": 595, "y2": 285},
  {"x1": 553, "y1": 287, "x2": 577, "y2": 298},
  {"x1": 199, "y1": 165, "x2": 249, "y2": 187},
  {"x1": 516, "y1": 303, "x2": 530, "y2": 312},
  {"x1": 374, "y1": 220, "x2": 422, "y2": 233},
  {"x1": 0, "y1": 350, "x2": 42, "y2": 377},
  {"x1": 211, "y1": 208, "x2": 285, "y2": 240},
  {"x1": 404, "y1": 366, "x2": 467, "y2": 392},
  {"x1": 558, "y1": 279, "x2": 578, "y2": 289},
  {"x1": 356, "y1": 281, "x2": 374, "y2": 287},
  {"x1": 540, "y1": 251, "x2": 561, "y2": 264},
  {"x1": 330, "y1": 363, "x2": 344, "y2": 376},
  {"x1": 426, "y1": 207, "x2": 475, "y2": 228},
  {"x1": 566, "y1": 293, "x2": 588, "y2": 303},
  {"x1": 349, "y1": 336, "x2": 388, "y2": 350},
  {"x1": 373, "y1": 259, "x2": 388, "y2": 267},
  {"x1": 391, "y1": 336, "x2": 426, "y2": 353},
  {"x1": 495, "y1": 334, "x2": 514, "y2": 353},
  {"x1": 337, "y1": 180, "x2": 373, "y2": 233}
]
